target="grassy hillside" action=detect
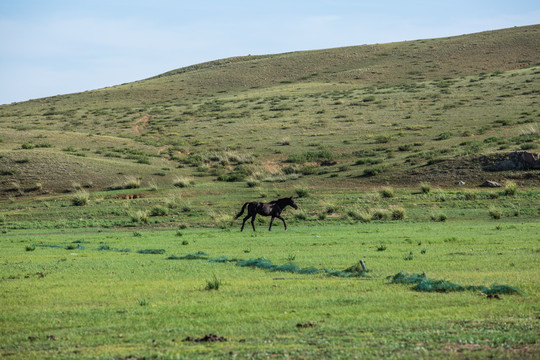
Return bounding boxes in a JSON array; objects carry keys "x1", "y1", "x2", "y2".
[{"x1": 0, "y1": 25, "x2": 539, "y2": 195}]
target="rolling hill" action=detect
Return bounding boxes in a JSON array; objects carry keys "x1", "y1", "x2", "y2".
[{"x1": 0, "y1": 24, "x2": 539, "y2": 196}]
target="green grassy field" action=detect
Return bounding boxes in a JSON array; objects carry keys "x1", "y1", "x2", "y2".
[
  {"x1": 1, "y1": 25, "x2": 540, "y2": 359},
  {"x1": 1, "y1": 217, "x2": 539, "y2": 359}
]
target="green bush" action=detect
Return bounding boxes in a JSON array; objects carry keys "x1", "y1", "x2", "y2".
[
  {"x1": 286, "y1": 149, "x2": 334, "y2": 164},
  {"x1": 437, "y1": 132, "x2": 452, "y2": 140},
  {"x1": 246, "y1": 179, "x2": 260, "y2": 188},
  {"x1": 375, "y1": 134, "x2": 392, "y2": 144},
  {"x1": 123, "y1": 177, "x2": 141, "y2": 189},
  {"x1": 489, "y1": 207, "x2": 502, "y2": 220},
  {"x1": 150, "y1": 206, "x2": 169, "y2": 217},
  {"x1": 392, "y1": 208, "x2": 406, "y2": 220},
  {"x1": 347, "y1": 209, "x2": 371, "y2": 222},
  {"x1": 464, "y1": 191, "x2": 477, "y2": 200},
  {"x1": 420, "y1": 182, "x2": 431, "y2": 194},
  {"x1": 431, "y1": 213, "x2": 447, "y2": 222},
  {"x1": 282, "y1": 165, "x2": 297, "y2": 175},
  {"x1": 363, "y1": 166, "x2": 385, "y2": 177},
  {"x1": 355, "y1": 157, "x2": 382, "y2": 165},
  {"x1": 295, "y1": 188, "x2": 309, "y2": 198},
  {"x1": 173, "y1": 177, "x2": 193, "y2": 188},
  {"x1": 299, "y1": 164, "x2": 318, "y2": 175},
  {"x1": 379, "y1": 187, "x2": 394, "y2": 198},
  {"x1": 205, "y1": 274, "x2": 222, "y2": 291},
  {"x1": 71, "y1": 191, "x2": 89, "y2": 206},
  {"x1": 131, "y1": 210, "x2": 149, "y2": 224},
  {"x1": 21, "y1": 142, "x2": 36, "y2": 149},
  {"x1": 371, "y1": 209, "x2": 389, "y2": 221},
  {"x1": 503, "y1": 181, "x2": 517, "y2": 196}
]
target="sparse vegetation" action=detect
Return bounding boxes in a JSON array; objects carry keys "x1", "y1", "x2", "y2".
[
  {"x1": 205, "y1": 274, "x2": 222, "y2": 291},
  {"x1": 420, "y1": 182, "x2": 431, "y2": 194},
  {"x1": 504, "y1": 181, "x2": 518, "y2": 196},
  {"x1": 379, "y1": 187, "x2": 394, "y2": 198},
  {"x1": 71, "y1": 190, "x2": 89, "y2": 206},
  {"x1": 150, "y1": 205, "x2": 169, "y2": 217},
  {"x1": 488, "y1": 206, "x2": 503, "y2": 220},
  {"x1": 173, "y1": 176, "x2": 194, "y2": 188}
]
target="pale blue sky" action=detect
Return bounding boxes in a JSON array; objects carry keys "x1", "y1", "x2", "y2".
[{"x1": 1, "y1": 0, "x2": 539, "y2": 105}]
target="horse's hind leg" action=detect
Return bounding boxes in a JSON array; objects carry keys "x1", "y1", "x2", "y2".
[
  {"x1": 251, "y1": 214, "x2": 257, "y2": 231},
  {"x1": 241, "y1": 215, "x2": 251, "y2": 231},
  {"x1": 269, "y1": 217, "x2": 275, "y2": 231}
]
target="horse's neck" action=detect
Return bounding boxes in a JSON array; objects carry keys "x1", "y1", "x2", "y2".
[{"x1": 274, "y1": 199, "x2": 288, "y2": 209}]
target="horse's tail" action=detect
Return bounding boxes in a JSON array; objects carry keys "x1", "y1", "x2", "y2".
[{"x1": 235, "y1": 202, "x2": 249, "y2": 219}]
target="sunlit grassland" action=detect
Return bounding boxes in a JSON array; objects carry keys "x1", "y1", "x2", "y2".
[{"x1": 1, "y1": 218, "x2": 539, "y2": 359}]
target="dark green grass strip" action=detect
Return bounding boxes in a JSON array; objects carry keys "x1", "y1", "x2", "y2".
[
  {"x1": 167, "y1": 252, "x2": 369, "y2": 278},
  {"x1": 389, "y1": 271, "x2": 523, "y2": 295}
]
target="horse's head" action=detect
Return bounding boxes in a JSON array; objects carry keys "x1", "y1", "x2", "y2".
[{"x1": 287, "y1": 196, "x2": 298, "y2": 209}]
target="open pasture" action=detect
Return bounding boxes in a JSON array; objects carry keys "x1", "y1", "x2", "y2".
[{"x1": 1, "y1": 217, "x2": 539, "y2": 359}]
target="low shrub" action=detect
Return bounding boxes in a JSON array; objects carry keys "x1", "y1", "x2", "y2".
[
  {"x1": 404, "y1": 252, "x2": 414, "y2": 261},
  {"x1": 71, "y1": 190, "x2": 89, "y2": 206},
  {"x1": 363, "y1": 166, "x2": 385, "y2": 177},
  {"x1": 431, "y1": 213, "x2": 447, "y2": 222},
  {"x1": 173, "y1": 176, "x2": 193, "y2": 188},
  {"x1": 371, "y1": 209, "x2": 389, "y2": 221},
  {"x1": 379, "y1": 187, "x2": 394, "y2": 198},
  {"x1": 150, "y1": 206, "x2": 169, "y2": 217},
  {"x1": 294, "y1": 211, "x2": 308, "y2": 221},
  {"x1": 503, "y1": 181, "x2": 517, "y2": 196},
  {"x1": 488, "y1": 206, "x2": 502, "y2": 220},
  {"x1": 295, "y1": 188, "x2": 309, "y2": 198},
  {"x1": 464, "y1": 191, "x2": 477, "y2": 200},
  {"x1": 130, "y1": 210, "x2": 149, "y2": 224},
  {"x1": 21, "y1": 142, "x2": 36, "y2": 149},
  {"x1": 420, "y1": 182, "x2": 431, "y2": 194},
  {"x1": 205, "y1": 274, "x2": 222, "y2": 291},
  {"x1": 355, "y1": 157, "x2": 382, "y2": 165},
  {"x1": 286, "y1": 149, "x2": 334, "y2": 164},
  {"x1": 392, "y1": 207, "x2": 406, "y2": 220},
  {"x1": 299, "y1": 164, "x2": 318, "y2": 175},
  {"x1": 123, "y1": 177, "x2": 141, "y2": 189},
  {"x1": 347, "y1": 208, "x2": 371, "y2": 222},
  {"x1": 246, "y1": 179, "x2": 260, "y2": 188}
]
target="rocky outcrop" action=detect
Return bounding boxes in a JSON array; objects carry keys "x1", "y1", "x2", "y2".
[
  {"x1": 485, "y1": 151, "x2": 540, "y2": 171},
  {"x1": 480, "y1": 180, "x2": 502, "y2": 187}
]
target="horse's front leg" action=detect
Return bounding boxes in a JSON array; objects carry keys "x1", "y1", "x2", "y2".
[
  {"x1": 276, "y1": 215, "x2": 287, "y2": 231},
  {"x1": 269, "y1": 216, "x2": 275, "y2": 231}
]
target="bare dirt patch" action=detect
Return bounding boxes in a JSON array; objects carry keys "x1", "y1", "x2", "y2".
[
  {"x1": 183, "y1": 334, "x2": 228, "y2": 342},
  {"x1": 134, "y1": 114, "x2": 150, "y2": 135}
]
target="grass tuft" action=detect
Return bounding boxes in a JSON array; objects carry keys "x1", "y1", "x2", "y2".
[
  {"x1": 205, "y1": 274, "x2": 222, "y2": 291},
  {"x1": 71, "y1": 190, "x2": 89, "y2": 206}
]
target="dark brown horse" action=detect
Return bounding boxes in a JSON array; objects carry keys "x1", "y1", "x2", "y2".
[{"x1": 234, "y1": 197, "x2": 298, "y2": 231}]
